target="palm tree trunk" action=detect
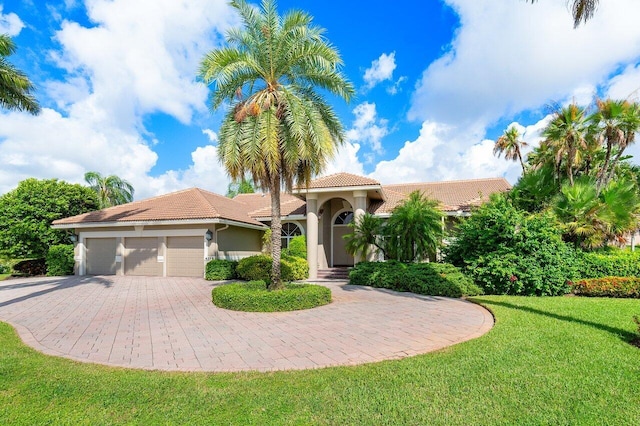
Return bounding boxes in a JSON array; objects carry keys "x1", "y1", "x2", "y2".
[
  {"x1": 604, "y1": 147, "x2": 627, "y2": 190},
  {"x1": 269, "y1": 173, "x2": 283, "y2": 290},
  {"x1": 596, "y1": 141, "x2": 613, "y2": 194},
  {"x1": 517, "y1": 148, "x2": 526, "y2": 174}
]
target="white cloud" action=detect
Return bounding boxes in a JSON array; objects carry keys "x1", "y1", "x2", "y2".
[
  {"x1": 322, "y1": 142, "x2": 365, "y2": 177},
  {"x1": 202, "y1": 128, "x2": 219, "y2": 143},
  {"x1": 0, "y1": 6, "x2": 24, "y2": 36},
  {"x1": 0, "y1": 0, "x2": 237, "y2": 199},
  {"x1": 346, "y1": 102, "x2": 388, "y2": 154},
  {"x1": 409, "y1": 0, "x2": 640, "y2": 128},
  {"x1": 370, "y1": 115, "x2": 553, "y2": 186},
  {"x1": 606, "y1": 64, "x2": 640, "y2": 101},
  {"x1": 363, "y1": 52, "x2": 397, "y2": 89}
]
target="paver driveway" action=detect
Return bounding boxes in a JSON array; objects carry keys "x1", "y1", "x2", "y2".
[{"x1": 0, "y1": 276, "x2": 493, "y2": 372}]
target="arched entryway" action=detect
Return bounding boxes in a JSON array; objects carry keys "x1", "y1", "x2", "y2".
[{"x1": 331, "y1": 208, "x2": 355, "y2": 266}]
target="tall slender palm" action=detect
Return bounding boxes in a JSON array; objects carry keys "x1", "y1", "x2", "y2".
[
  {"x1": 542, "y1": 103, "x2": 588, "y2": 187},
  {"x1": 494, "y1": 126, "x2": 528, "y2": 173},
  {"x1": 84, "y1": 171, "x2": 134, "y2": 209},
  {"x1": 0, "y1": 34, "x2": 40, "y2": 114},
  {"x1": 199, "y1": 0, "x2": 353, "y2": 289},
  {"x1": 528, "y1": 0, "x2": 599, "y2": 27}
]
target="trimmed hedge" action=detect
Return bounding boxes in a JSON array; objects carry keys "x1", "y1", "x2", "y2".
[
  {"x1": 205, "y1": 259, "x2": 238, "y2": 280},
  {"x1": 349, "y1": 261, "x2": 483, "y2": 298},
  {"x1": 570, "y1": 277, "x2": 640, "y2": 298},
  {"x1": 46, "y1": 244, "x2": 75, "y2": 276},
  {"x1": 579, "y1": 250, "x2": 640, "y2": 279},
  {"x1": 236, "y1": 254, "x2": 309, "y2": 283},
  {"x1": 211, "y1": 280, "x2": 331, "y2": 312}
]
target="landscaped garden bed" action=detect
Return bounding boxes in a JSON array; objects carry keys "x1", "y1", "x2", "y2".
[{"x1": 211, "y1": 280, "x2": 331, "y2": 312}]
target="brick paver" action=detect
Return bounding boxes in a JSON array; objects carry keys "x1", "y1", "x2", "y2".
[{"x1": 0, "y1": 276, "x2": 493, "y2": 372}]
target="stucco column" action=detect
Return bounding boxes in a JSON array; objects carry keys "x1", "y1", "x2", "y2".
[
  {"x1": 306, "y1": 195, "x2": 319, "y2": 279},
  {"x1": 353, "y1": 190, "x2": 367, "y2": 264}
]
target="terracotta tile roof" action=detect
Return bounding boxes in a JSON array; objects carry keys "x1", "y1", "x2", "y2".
[
  {"x1": 234, "y1": 192, "x2": 306, "y2": 218},
  {"x1": 382, "y1": 177, "x2": 511, "y2": 212},
  {"x1": 368, "y1": 189, "x2": 407, "y2": 215},
  {"x1": 53, "y1": 188, "x2": 265, "y2": 227},
  {"x1": 299, "y1": 172, "x2": 381, "y2": 189}
]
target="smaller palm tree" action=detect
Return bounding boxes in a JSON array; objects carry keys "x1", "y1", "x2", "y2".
[
  {"x1": 494, "y1": 127, "x2": 528, "y2": 173},
  {"x1": 0, "y1": 34, "x2": 40, "y2": 115},
  {"x1": 528, "y1": 0, "x2": 599, "y2": 28},
  {"x1": 344, "y1": 213, "x2": 387, "y2": 260},
  {"x1": 84, "y1": 171, "x2": 134, "y2": 209}
]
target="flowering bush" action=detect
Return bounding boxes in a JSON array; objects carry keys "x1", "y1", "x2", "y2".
[{"x1": 570, "y1": 277, "x2": 640, "y2": 298}]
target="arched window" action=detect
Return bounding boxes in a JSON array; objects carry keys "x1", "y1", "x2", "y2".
[
  {"x1": 334, "y1": 211, "x2": 354, "y2": 225},
  {"x1": 281, "y1": 222, "x2": 302, "y2": 249}
]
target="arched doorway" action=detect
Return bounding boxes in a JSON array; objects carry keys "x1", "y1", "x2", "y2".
[{"x1": 331, "y1": 209, "x2": 355, "y2": 266}]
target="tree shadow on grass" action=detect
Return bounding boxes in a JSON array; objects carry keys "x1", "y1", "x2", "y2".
[
  {"x1": 0, "y1": 276, "x2": 113, "y2": 308},
  {"x1": 474, "y1": 298, "x2": 637, "y2": 343}
]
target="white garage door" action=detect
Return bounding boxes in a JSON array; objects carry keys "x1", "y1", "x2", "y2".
[
  {"x1": 86, "y1": 238, "x2": 117, "y2": 275},
  {"x1": 124, "y1": 237, "x2": 161, "y2": 276},
  {"x1": 166, "y1": 236, "x2": 204, "y2": 277}
]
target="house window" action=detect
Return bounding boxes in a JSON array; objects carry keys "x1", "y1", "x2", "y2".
[
  {"x1": 281, "y1": 222, "x2": 302, "y2": 249},
  {"x1": 334, "y1": 211, "x2": 354, "y2": 225}
]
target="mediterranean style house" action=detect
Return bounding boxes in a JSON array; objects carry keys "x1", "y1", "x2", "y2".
[{"x1": 52, "y1": 172, "x2": 510, "y2": 279}]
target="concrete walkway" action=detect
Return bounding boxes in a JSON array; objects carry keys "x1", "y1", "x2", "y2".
[{"x1": 0, "y1": 276, "x2": 493, "y2": 372}]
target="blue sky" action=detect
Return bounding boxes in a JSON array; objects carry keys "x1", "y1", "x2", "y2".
[{"x1": 1, "y1": 0, "x2": 640, "y2": 199}]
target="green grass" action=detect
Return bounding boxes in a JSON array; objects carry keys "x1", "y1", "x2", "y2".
[
  {"x1": 212, "y1": 281, "x2": 332, "y2": 312},
  {"x1": 0, "y1": 296, "x2": 638, "y2": 424},
  {"x1": 0, "y1": 274, "x2": 10, "y2": 281}
]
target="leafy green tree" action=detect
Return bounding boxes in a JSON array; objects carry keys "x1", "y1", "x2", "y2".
[
  {"x1": 226, "y1": 178, "x2": 255, "y2": 198},
  {"x1": 199, "y1": 0, "x2": 353, "y2": 289},
  {"x1": 84, "y1": 171, "x2": 134, "y2": 208},
  {"x1": 493, "y1": 126, "x2": 528, "y2": 173},
  {"x1": 0, "y1": 34, "x2": 40, "y2": 114},
  {"x1": 345, "y1": 191, "x2": 443, "y2": 263},
  {"x1": 444, "y1": 194, "x2": 579, "y2": 295},
  {"x1": 0, "y1": 179, "x2": 99, "y2": 258}
]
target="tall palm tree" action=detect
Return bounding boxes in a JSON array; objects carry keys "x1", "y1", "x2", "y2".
[
  {"x1": 199, "y1": 0, "x2": 353, "y2": 289},
  {"x1": 542, "y1": 103, "x2": 588, "y2": 187},
  {"x1": 0, "y1": 34, "x2": 40, "y2": 115},
  {"x1": 84, "y1": 171, "x2": 134, "y2": 209},
  {"x1": 528, "y1": 0, "x2": 599, "y2": 27},
  {"x1": 494, "y1": 126, "x2": 528, "y2": 173}
]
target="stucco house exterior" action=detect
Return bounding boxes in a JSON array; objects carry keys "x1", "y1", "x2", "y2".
[{"x1": 52, "y1": 172, "x2": 510, "y2": 279}]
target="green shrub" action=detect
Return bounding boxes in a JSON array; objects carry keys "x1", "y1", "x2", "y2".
[
  {"x1": 236, "y1": 254, "x2": 309, "y2": 283},
  {"x1": 444, "y1": 195, "x2": 579, "y2": 296},
  {"x1": 283, "y1": 235, "x2": 306, "y2": 259},
  {"x1": 579, "y1": 250, "x2": 640, "y2": 279},
  {"x1": 205, "y1": 259, "x2": 238, "y2": 280},
  {"x1": 281, "y1": 255, "x2": 309, "y2": 280},
  {"x1": 211, "y1": 280, "x2": 331, "y2": 312},
  {"x1": 0, "y1": 259, "x2": 10, "y2": 274},
  {"x1": 570, "y1": 277, "x2": 640, "y2": 298},
  {"x1": 46, "y1": 245, "x2": 75, "y2": 276},
  {"x1": 348, "y1": 261, "x2": 483, "y2": 297}
]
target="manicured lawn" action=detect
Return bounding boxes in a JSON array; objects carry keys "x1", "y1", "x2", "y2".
[
  {"x1": 0, "y1": 274, "x2": 10, "y2": 281},
  {"x1": 0, "y1": 296, "x2": 638, "y2": 424}
]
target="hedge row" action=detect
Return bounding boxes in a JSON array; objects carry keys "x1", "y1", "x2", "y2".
[
  {"x1": 579, "y1": 250, "x2": 640, "y2": 279},
  {"x1": 570, "y1": 277, "x2": 640, "y2": 298},
  {"x1": 46, "y1": 244, "x2": 75, "y2": 276},
  {"x1": 349, "y1": 261, "x2": 483, "y2": 298},
  {"x1": 211, "y1": 280, "x2": 331, "y2": 312}
]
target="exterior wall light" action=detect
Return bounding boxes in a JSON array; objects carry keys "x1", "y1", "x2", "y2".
[
  {"x1": 205, "y1": 230, "x2": 213, "y2": 241},
  {"x1": 69, "y1": 234, "x2": 78, "y2": 243}
]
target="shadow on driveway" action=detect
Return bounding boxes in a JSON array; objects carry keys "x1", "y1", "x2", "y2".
[{"x1": 0, "y1": 276, "x2": 113, "y2": 308}]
